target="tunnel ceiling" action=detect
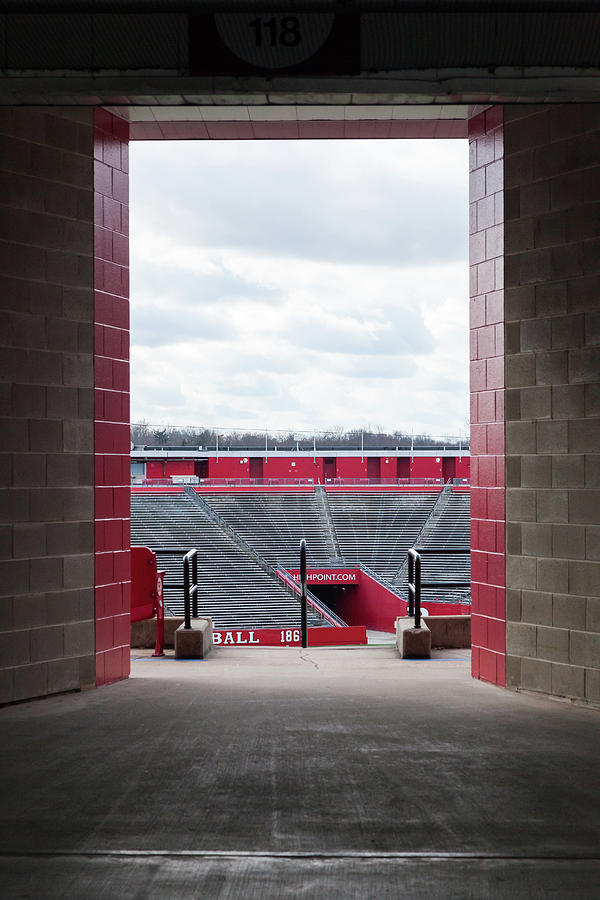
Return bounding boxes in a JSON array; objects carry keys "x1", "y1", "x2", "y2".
[{"x1": 1, "y1": 4, "x2": 600, "y2": 104}]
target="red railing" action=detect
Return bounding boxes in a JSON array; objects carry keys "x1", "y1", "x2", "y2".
[{"x1": 132, "y1": 477, "x2": 470, "y2": 488}]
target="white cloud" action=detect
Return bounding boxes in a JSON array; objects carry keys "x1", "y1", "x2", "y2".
[{"x1": 130, "y1": 139, "x2": 469, "y2": 435}]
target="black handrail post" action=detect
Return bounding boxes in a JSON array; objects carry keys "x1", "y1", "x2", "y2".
[
  {"x1": 407, "y1": 548, "x2": 422, "y2": 625},
  {"x1": 407, "y1": 549, "x2": 415, "y2": 617},
  {"x1": 300, "y1": 539, "x2": 308, "y2": 649},
  {"x1": 414, "y1": 552, "x2": 422, "y2": 629},
  {"x1": 183, "y1": 548, "x2": 198, "y2": 630},
  {"x1": 183, "y1": 552, "x2": 191, "y2": 630},
  {"x1": 192, "y1": 551, "x2": 198, "y2": 618}
]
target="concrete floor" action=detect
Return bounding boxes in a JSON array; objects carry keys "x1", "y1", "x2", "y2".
[{"x1": 1, "y1": 645, "x2": 599, "y2": 898}]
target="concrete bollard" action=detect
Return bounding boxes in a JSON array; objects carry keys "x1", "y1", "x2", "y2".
[
  {"x1": 174, "y1": 617, "x2": 213, "y2": 659},
  {"x1": 395, "y1": 616, "x2": 431, "y2": 659}
]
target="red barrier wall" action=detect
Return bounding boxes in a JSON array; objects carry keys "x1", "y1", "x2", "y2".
[
  {"x1": 336, "y1": 570, "x2": 471, "y2": 632},
  {"x1": 194, "y1": 484, "x2": 315, "y2": 493},
  {"x1": 325, "y1": 484, "x2": 444, "y2": 493},
  {"x1": 339, "y1": 572, "x2": 406, "y2": 633},
  {"x1": 212, "y1": 626, "x2": 367, "y2": 646},
  {"x1": 130, "y1": 546, "x2": 157, "y2": 622}
]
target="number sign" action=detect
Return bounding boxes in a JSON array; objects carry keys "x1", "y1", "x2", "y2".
[{"x1": 189, "y1": 13, "x2": 360, "y2": 76}]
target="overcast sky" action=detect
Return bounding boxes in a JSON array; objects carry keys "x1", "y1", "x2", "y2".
[{"x1": 130, "y1": 138, "x2": 469, "y2": 437}]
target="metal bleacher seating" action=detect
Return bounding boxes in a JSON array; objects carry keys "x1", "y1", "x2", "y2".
[
  {"x1": 199, "y1": 491, "x2": 336, "y2": 568},
  {"x1": 325, "y1": 490, "x2": 439, "y2": 580},
  {"x1": 130, "y1": 492, "x2": 325, "y2": 629},
  {"x1": 418, "y1": 490, "x2": 471, "y2": 605}
]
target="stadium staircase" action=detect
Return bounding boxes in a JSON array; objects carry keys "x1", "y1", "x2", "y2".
[
  {"x1": 130, "y1": 491, "x2": 331, "y2": 629},
  {"x1": 316, "y1": 485, "x2": 344, "y2": 562}
]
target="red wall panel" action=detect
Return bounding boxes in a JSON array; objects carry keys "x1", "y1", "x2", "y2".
[
  {"x1": 410, "y1": 456, "x2": 443, "y2": 479},
  {"x1": 468, "y1": 105, "x2": 506, "y2": 686},
  {"x1": 263, "y1": 457, "x2": 321, "y2": 479},
  {"x1": 335, "y1": 457, "x2": 368, "y2": 478},
  {"x1": 163, "y1": 460, "x2": 195, "y2": 476},
  {"x1": 94, "y1": 109, "x2": 130, "y2": 687},
  {"x1": 139, "y1": 454, "x2": 470, "y2": 483},
  {"x1": 146, "y1": 461, "x2": 165, "y2": 479},
  {"x1": 210, "y1": 457, "x2": 250, "y2": 478}
]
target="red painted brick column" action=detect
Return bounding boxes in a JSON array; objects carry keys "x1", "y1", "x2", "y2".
[
  {"x1": 468, "y1": 106, "x2": 506, "y2": 686},
  {"x1": 93, "y1": 110, "x2": 130, "y2": 685}
]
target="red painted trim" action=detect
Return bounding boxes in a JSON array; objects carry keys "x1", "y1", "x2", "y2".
[
  {"x1": 325, "y1": 484, "x2": 444, "y2": 493},
  {"x1": 94, "y1": 110, "x2": 131, "y2": 687},
  {"x1": 194, "y1": 484, "x2": 315, "y2": 493},
  {"x1": 131, "y1": 486, "x2": 185, "y2": 493},
  {"x1": 468, "y1": 105, "x2": 506, "y2": 687}
]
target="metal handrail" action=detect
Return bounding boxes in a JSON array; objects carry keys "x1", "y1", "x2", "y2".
[
  {"x1": 300, "y1": 540, "x2": 308, "y2": 648},
  {"x1": 183, "y1": 549, "x2": 199, "y2": 629},
  {"x1": 151, "y1": 544, "x2": 337, "y2": 626},
  {"x1": 277, "y1": 568, "x2": 346, "y2": 627},
  {"x1": 357, "y1": 563, "x2": 407, "y2": 600},
  {"x1": 407, "y1": 549, "x2": 422, "y2": 628},
  {"x1": 411, "y1": 546, "x2": 471, "y2": 589},
  {"x1": 407, "y1": 548, "x2": 470, "y2": 623}
]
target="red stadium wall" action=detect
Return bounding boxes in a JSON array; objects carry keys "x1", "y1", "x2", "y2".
[
  {"x1": 455, "y1": 456, "x2": 470, "y2": 479},
  {"x1": 334, "y1": 457, "x2": 368, "y2": 479},
  {"x1": 146, "y1": 461, "x2": 165, "y2": 479},
  {"x1": 146, "y1": 459, "x2": 195, "y2": 478},
  {"x1": 410, "y1": 456, "x2": 443, "y2": 480},
  {"x1": 201, "y1": 456, "x2": 323, "y2": 480},
  {"x1": 339, "y1": 571, "x2": 406, "y2": 632},
  {"x1": 211, "y1": 457, "x2": 250, "y2": 478},
  {"x1": 145, "y1": 454, "x2": 471, "y2": 482},
  {"x1": 263, "y1": 457, "x2": 322, "y2": 479}
]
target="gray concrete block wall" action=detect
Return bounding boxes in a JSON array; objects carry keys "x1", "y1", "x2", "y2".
[
  {"x1": 504, "y1": 104, "x2": 600, "y2": 704},
  {"x1": 0, "y1": 108, "x2": 96, "y2": 703}
]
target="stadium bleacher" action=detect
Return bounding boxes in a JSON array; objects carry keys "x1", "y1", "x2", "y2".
[
  {"x1": 130, "y1": 492, "x2": 326, "y2": 629},
  {"x1": 130, "y1": 487, "x2": 472, "y2": 626},
  {"x1": 399, "y1": 489, "x2": 471, "y2": 605},
  {"x1": 199, "y1": 491, "x2": 335, "y2": 568},
  {"x1": 325, "y1": 490, "x2": 439, "y2": 579}
]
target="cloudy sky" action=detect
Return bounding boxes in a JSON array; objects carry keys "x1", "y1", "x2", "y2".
[{"x1": 130, "y1": 138, "x2": 469, "y2": 437}]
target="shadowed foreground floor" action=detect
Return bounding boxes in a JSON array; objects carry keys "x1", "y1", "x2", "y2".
[{"x1": 1, "y1": 645, "x2": 598, "y2": 898}]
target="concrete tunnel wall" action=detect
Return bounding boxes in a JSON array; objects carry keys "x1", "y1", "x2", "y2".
[
  {"x1": 0, "y1": 108, "x2": 131, "y2": 702},
  {"x1": 0, "y1": 103, "x2": 599, "y2": 705}
]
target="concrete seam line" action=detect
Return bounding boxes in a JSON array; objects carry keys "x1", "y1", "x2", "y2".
[{"x1": 1, "y1": 852, "x2": 599, "y2": 861}]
